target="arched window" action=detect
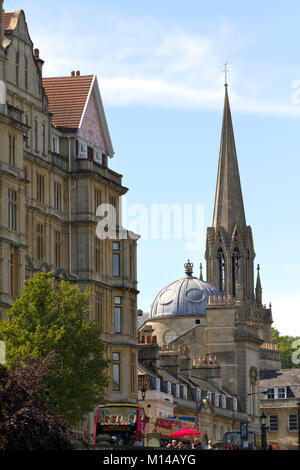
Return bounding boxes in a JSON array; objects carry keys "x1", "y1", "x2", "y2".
[
  {"x1": 246, "y1": 249, "x2": 250, "y2": 297},
  {"x1": 232, "y1": 248, "x2": 239, "y2": 296},
  {"x1": 218, "y1": 248, "x2": 225, "y2": 293}
]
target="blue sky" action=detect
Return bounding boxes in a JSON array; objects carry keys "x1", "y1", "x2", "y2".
[{"x1": 5, "y1": 0, "x2": 300, "y2": 335}]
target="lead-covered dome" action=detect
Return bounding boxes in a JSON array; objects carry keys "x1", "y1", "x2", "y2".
[{"x1": 150, "y1": 260, "x2": 221, "y2": 318}]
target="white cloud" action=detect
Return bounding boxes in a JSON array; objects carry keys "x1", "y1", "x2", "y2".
[
  {"x1": 271, "y1": 299, "x2": 300, "y2": 336},
  {"x1": 31, "y1": 14, "x2": 300, "y2": 116}
]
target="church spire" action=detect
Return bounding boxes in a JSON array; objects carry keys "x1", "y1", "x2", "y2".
[
  {"x1": 255, "y1": 264, "x2": 262, "y2": 306},
  {"x1": 212, "y1": 83, "x2": 246, "y2": 232},
  {"x1": 206, "y1": 79, "x2": 256, "y2": 302}
]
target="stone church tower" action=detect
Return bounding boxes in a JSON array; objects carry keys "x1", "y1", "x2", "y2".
[
  {"x1": 205, "y1": 82, "x2": 275, "y2": 345},
  {"x1": 138, "y1": 81, "x2": 281, "y2": 436}
]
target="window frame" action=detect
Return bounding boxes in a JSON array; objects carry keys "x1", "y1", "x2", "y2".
[
  {"x1": 112, "y1": 352, "x2": 121, "y2": 391},
  {"x1": 54, "y1": 230, "x2": 61, "y2": 267},
  {"x1": 114, "y1": 296, "x2": 122, "y2": 333},
  {"x1": 8, "y1": 189, "x2": 17, "y2": 231},
  {"x1": 16, "y1": 51, "x2": 19, "y2": 86},
  {"x1": 112, "y1": 242, "x2": 120, "y2": 277},
  {"x1": 33, "y1": 120, "x2": 38, "y2": 152},
  {"x1": 288, "y1": 414, "x2": 298, "y2": 432},
  {"x1": 24, "y1": 57, "x2": 28, "y2": 91},
  {"x1": 269, "y1": 415, "x2": 278, "y2": 432}
]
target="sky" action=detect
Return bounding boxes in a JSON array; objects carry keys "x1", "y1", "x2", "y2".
[{"x1": 5, "y1": 0, "x2": 300, "y2": 336}]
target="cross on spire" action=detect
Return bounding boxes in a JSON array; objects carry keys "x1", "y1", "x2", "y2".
[{"x1": 224, "y1": 62, "x2": 229, "y2": 86}]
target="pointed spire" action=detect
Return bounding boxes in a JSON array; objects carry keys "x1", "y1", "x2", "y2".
[
  {"x1": 199, "y1": 263, "x2": 203, "y2": 281},
  {"x1": 213, "y1": 83, "x2": 246, "y2": 232},
  {"x1": 256, "y1": 264, "x2": 262, "y2": 306}
]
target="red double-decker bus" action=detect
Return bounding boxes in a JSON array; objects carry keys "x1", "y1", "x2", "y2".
[{"x1": 94, "y1": 403, "x2": 148, "y2": 446}]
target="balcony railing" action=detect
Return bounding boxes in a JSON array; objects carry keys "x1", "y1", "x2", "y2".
[{"x1": 7, "y1": 104, "x2": 23, "y2": 122}]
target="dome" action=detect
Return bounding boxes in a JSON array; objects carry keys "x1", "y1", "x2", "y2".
[{"x1": 150, "y1": 260, "x2": 221, "y2": 319}]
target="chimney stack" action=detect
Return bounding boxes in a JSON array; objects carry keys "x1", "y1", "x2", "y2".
[{"x1": 34, "y1": 48, "x2": 44, "y2": 75}]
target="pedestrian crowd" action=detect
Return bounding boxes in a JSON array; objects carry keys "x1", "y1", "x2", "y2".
[{"x1": 166, "y1": 438, "x2": 216, "y2": 450}]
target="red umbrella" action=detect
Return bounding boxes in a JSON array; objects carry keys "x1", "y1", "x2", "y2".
[{"x1": 168, "y1": 427, "x2": 202, "y2": 438}]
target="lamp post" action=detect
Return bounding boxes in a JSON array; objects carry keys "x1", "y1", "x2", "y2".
[
  {"x1": 260, "y1": 412, "x2": 267, "y2": 450},
  {"x1": 141, "y1": 385, "x2": 147, "y2": 401}
]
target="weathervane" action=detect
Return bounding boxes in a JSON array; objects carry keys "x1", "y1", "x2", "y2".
[{"x1": 224, "y1": 62, "x2": 229, "y2": 86}]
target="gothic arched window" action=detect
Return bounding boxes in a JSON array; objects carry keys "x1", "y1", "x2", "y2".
[
  {"x1": 246, "y1": 249, "x2": 250, "y2": 298},
  {"x1": 232, "y1": 248, "x2": 239, "y2": 296},
  {"x1": 249, "y1": 367, "x2": 258, "y2": 416},
  {"x1": 218, "y1": 248, "x2": 225, "y2": 293}
]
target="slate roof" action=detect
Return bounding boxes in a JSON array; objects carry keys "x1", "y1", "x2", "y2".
[
  {"x1": 42, "y1": 75, "x2": 94, "y2": 132},
  {"x1": 260, "y1": 369, "x2": 300, "y2": 398}
]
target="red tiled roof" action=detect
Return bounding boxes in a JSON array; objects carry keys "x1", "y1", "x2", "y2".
[
  {"x1": 2, "y1": 12, "x2": 16, "y2": 31},
  {"x1": 42, "y1": 75, "x2": 94, "y2": 131}
]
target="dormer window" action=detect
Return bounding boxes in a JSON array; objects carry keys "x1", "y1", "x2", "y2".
[
  {"x1": 266, "y1": 387, "x2": 287, "y2": 399},
  {"x1": 87, "y1": 146, "x2": 94, "y2": 160},
  {"x1": 95, "y1": 151, "x2": 102, "y2": 164},
  {"x1": 79, "y1": 141, "x2": 87, "y2": 158},
  {"x1": 52, "y1": 136, "x2": 59, "y2": 154}
]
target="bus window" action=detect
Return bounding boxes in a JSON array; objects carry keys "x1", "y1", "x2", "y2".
[{"x1": 94, "y1": 404, "x2": 148, "y2": 447}]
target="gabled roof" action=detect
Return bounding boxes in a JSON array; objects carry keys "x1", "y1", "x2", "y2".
[
  {"x1": 42, "y1": 75, "x2": 94, "y2": 133},
  {"x1": 42, "y1": 74, "x2": 114, "y2": 156}
]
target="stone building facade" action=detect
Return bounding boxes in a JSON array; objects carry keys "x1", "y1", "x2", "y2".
[
  {"x1": 138, "y1": 326, "x2": 249, "y2": 446},
  {"x1": 260, "y1": 369, "x2": 300, "y2": 450},
  {"x1": 138, "y1": 82, "x2": 281, "y2": 438},
  {"x1": 0, "y1": 4, "x2": 138, "y2": 425}
]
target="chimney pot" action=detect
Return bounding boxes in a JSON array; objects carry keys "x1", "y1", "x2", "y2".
[
  {"x1": 71, "y1": 71, "x2": 75, "y2": 77},
  {"x1": 76, "y1": 70, "x2": 80, "y2": 76}
]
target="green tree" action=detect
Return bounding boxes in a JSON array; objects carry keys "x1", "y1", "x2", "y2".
[
  {"x1": 272, "y1": 327, "x2": 300, "y2": 369},
  {"x1": 0, "y1": 272, "x2": 109, "y2": 426}
]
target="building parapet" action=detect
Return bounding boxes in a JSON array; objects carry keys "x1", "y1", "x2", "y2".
[
  {"x1": 207, "y1": 294, "x2": 234, "y2": 306},
  {"x1": 260, "y1": 342, "x2": 278, "y2": 351}
]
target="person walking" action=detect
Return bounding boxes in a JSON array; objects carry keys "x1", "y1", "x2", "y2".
[
  {"x1": 191, "y1": 438, "x2": 203, "y2": 450},
  {"x1": 205, "y1": 439, "x2": 216, "y2": 450},
  {"x1": 176, "y1": 441, "x2": 185, "y2": 449},
  {"x1": 166, "y1": 439, "x2": 177, "y2": 448}
]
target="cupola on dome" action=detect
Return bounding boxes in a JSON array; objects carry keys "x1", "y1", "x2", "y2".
[{"x1": 150, "y1": 260, "x2": 221, "y2": 318}]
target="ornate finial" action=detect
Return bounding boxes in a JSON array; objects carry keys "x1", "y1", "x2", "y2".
[
  {"x1": 257, "y1": 264, "x2": 260, "y2": 271},
  {"x1": 199, "y1": 263, "x2": 203, "y2": 281},
  {"x1": 184, "y1": 259, "x2": 193, "y2": 277},
  {"x1": 224, "y1": 62, "x2": 229, "y2": 86}
]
